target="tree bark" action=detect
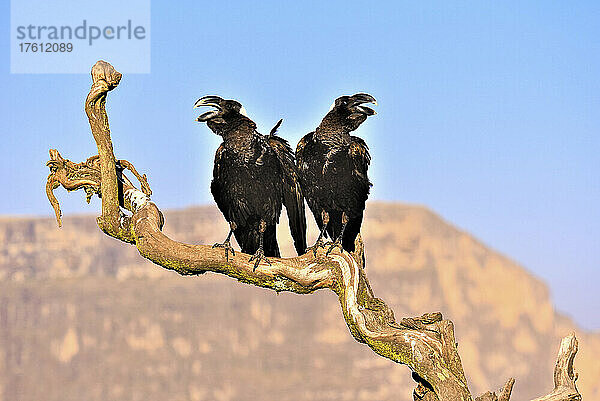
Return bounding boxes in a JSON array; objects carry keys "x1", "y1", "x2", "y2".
[{"x1": 45, "y1": 60, "x2": 583, "y2": 401}]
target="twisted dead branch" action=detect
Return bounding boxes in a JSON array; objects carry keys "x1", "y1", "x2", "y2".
[{"x1": 45, "y1": 60, "x2": 582, "y2": 401}]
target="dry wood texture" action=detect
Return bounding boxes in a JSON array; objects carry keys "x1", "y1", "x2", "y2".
[{"x1": 45, "y1": 60, "x2": 583, "y2": 401}]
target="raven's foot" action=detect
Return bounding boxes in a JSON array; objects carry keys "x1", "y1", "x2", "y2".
[
  {"x1": 249, "y1": 247, "x2": 272, "y2": 271},
  {"x1": 325, "y1": 212, "x2": 348, "y2": 256},
  {"x1": 307, "y1": 237, "x2": 327, "y2": 257},
  {"x1": 213, "y1": 222, "x2": 237, "y2": 262},
  {"x1": 212, "y1": 239, "x2": 235, "y2": 262},
  {"x1": 325, "y1": 237, "x2": 344, "y2": 256},
  {"x1": 309, "y1": 210, "x2": 330, "y2": 257}
]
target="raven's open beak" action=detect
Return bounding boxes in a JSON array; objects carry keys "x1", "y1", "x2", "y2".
[
  {"x1": 349, "y1": 93, "x2": 377, "y2": 116},
  {"x1": 194, "y1": 95, "x2": 223, "y2": 122}
]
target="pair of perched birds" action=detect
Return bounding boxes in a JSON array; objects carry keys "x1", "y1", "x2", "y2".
[{"x1": 194, "y1": 93, "x2": 376, "y2": 269}]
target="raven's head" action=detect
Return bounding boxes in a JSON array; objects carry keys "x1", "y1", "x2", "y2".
[
  {"x1": 320, "y1": 93, "x2": 377, "y2": 133},
  {"x1": 194, "y1": 95, "x2": 253, "y2": 136}
]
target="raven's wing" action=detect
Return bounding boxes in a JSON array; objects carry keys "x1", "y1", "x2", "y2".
[
  {"x1": 267, "y1": 134, "x2": 307, "y2": 255},
  {"x1": 295, "y1": 132, "x2": 309, "y2": 164},
  {"x1": 336, "y1": 136, "x2": 371, "y2": 252},
  {"x1": 295, "y1": 131, "x2": 325, "y2": 228},
  {"x1": 211, "y1": 144, "x2": 253, "y2": 224},
  {"x1": 348, "y1": 136, "x2": 372, "y2": 188},
  {"x1": 210, "y1": 144, "x2": 229, "y2": 217},
  {"x1": 211, "y1": 144, "x2": 237, "y2": 222}
]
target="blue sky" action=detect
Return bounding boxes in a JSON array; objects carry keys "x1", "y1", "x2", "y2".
[{"x1": 1, "y1": 1, "x2": 598, "y2": 329}]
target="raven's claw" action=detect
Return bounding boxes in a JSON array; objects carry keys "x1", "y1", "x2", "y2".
[
  {"x1": 249, "y1": 247, "x2": 271, "y2": 271},
  {"x1": 212, "y1": 240, "x2": 235, "y2": 262}
]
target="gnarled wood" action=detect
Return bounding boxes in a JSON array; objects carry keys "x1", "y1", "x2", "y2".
[
  {"x1": 46, "y1": 61, "x2": 583, "y2": 401},
  {"x1": 532, "y1": 334, "x2": 581, "y2": 401},
  {"x1": 474, "y1": 378, "x2": 515, "y2": 401}
]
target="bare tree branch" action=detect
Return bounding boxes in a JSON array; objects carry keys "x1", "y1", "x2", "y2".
[
  {"x1": 45, "y1": 60, "x2": 583, "y2": 401},
  {"x1": 531, "y1": 334, "x2": 581, "y2": 401},
  {"x1": 474, "y1": 379, "x2": 515, "y2": 401}
]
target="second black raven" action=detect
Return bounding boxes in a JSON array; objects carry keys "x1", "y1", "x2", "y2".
[
  {"x1": 296, "y1": 93, "x2": 376, "y2": 254},
  {"x1": 194, "y1": 96, "x2": 306, "y2": 269}
]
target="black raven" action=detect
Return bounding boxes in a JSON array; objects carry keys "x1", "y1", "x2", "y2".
[
  {"x1": 194, "y1": 96, "x2": 307, "y2": 269},
  {"x1": 296, "y1": 93, "x2": 376, "y2": 254}
]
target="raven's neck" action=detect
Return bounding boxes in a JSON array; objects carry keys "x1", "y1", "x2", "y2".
[
  {"x1": 315, "y1": 125, "x2": 351, "y2": 146},
  {"x1": 221, "y1": 126, "x2": 260, "y2": 155},
  {"x1": 220, "y1": 119, "x2": 258, "y2": 147}
]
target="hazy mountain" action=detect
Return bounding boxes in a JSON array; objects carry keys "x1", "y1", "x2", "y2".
[{"x1": 0, "y1": 202, "x2": 598, "y2": 401}]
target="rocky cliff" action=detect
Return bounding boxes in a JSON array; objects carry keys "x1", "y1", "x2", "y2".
[{"x1": 0, "y1": 203, "x2": 597, "y2": 401}]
